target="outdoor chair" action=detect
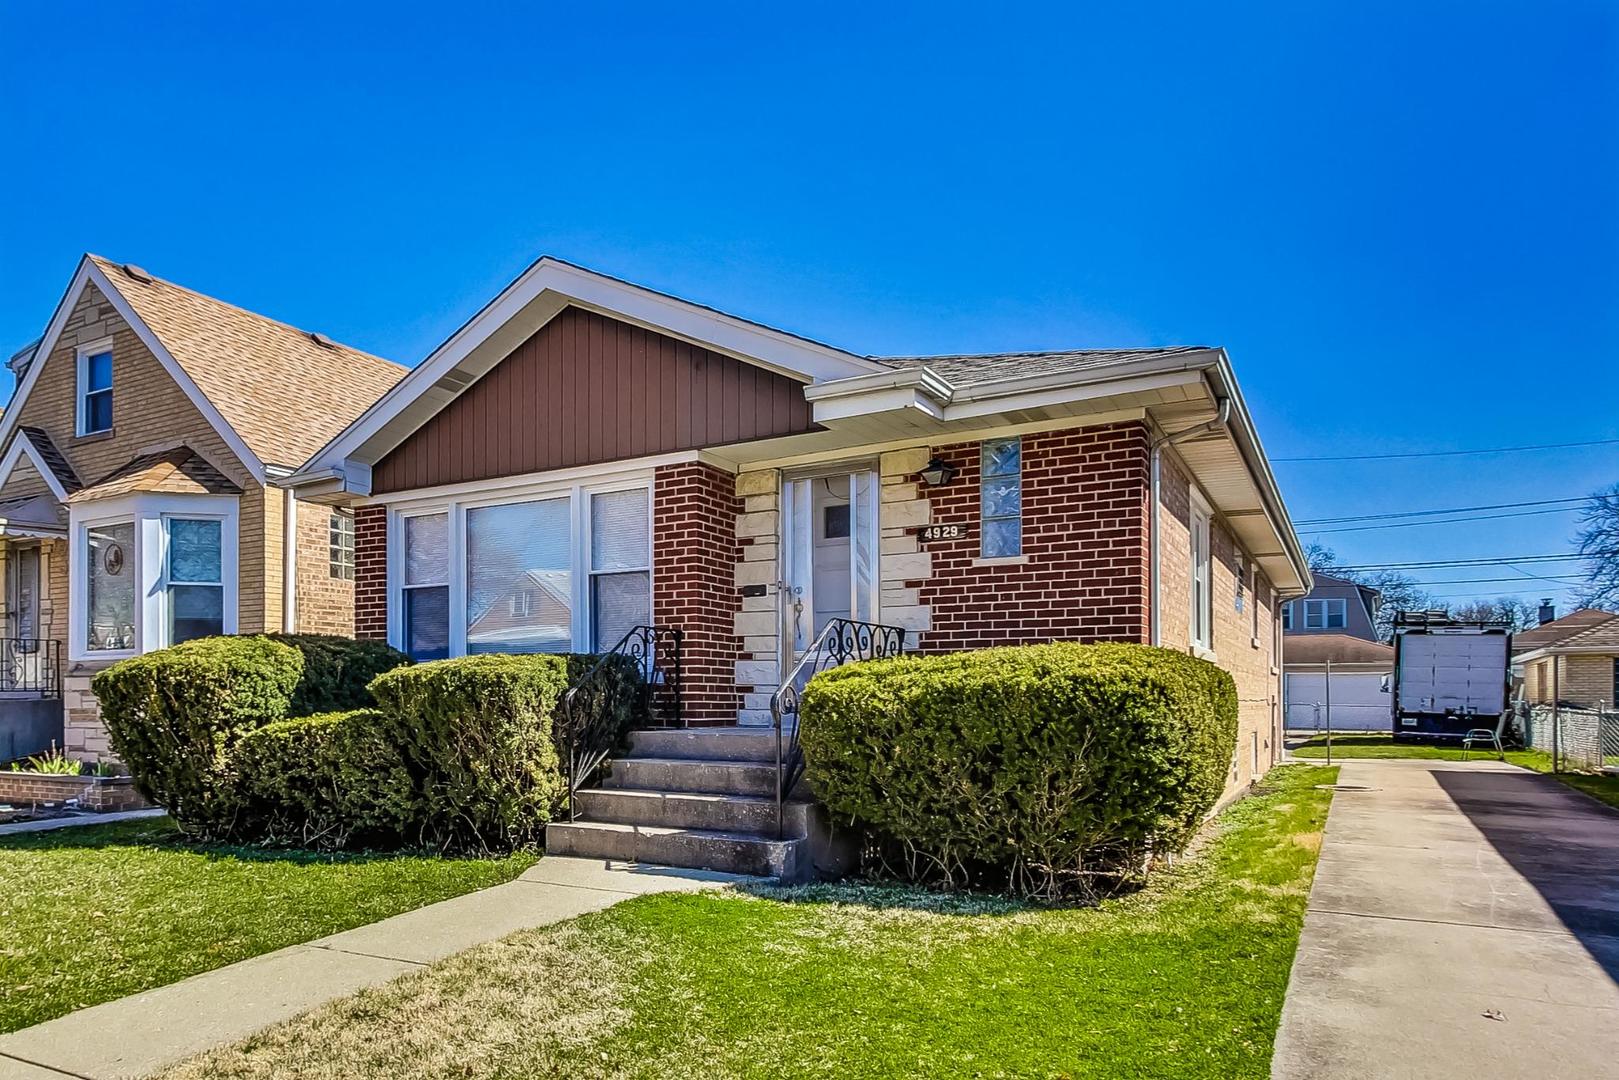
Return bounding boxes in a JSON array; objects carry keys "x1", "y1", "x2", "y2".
[{"x1": 1461, "y1": 712, "x2": 1506, "y2": 761}]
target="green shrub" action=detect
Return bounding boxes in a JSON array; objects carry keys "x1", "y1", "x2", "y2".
[
  {"x1": 799, "y1": 642, "x2": 1238, "y2": 899},
  {"x1": 264, "y1": 635, "x2": 410, "y2": 715},
  {"x1": 231, "y1": 709, "x2": 415, "y2": 847},
  {"x1": 367, "y1": 654, "x2": 571, "y2": 851},
  {"x1": 557, "y1": 652, "x2": 651, "y2": 764},
  {"x1": 94, "y1": 636, "x2": 304, "y2": 834}
]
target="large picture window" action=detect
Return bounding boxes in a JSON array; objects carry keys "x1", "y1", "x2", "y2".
[
  {"x1": 466, "y1": 497, "x2": 571, "y2": 654},
  {"x1": 166, "y1": 517, "x2": 224, "y2": 644},
  {"x1": 393, "y1": 481, "x2": 652, "y2": 660},
  {"x1": 403, "y1": 512, "x2": 449, "y2": 661},
  {"x1": 86, "y1": 522, "x2": 135, "y2": 652}
]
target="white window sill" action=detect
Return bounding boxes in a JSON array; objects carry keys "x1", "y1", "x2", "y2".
[
  {"x1": 972, "y1": 555, "x2": 1030, "y2": 568},
  {"x1": 1191, "y1": 643, "x2": 1218, "y2": 663},
  {"x1": 1251, "y1": 635, "x2": 1262, "y2": 650}
]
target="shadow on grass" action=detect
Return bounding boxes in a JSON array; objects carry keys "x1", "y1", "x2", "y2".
[
  {"x1": 0, "y1": 817, "x2": 521, "y2": 866},
  {"x1": 737, "y1": 877, "x2": 1036, "y2": 916}
]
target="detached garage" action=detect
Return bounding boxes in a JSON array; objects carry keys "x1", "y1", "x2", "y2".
[{"x1": 1284, "y1": 633, "x2": 1395, "y2": 731}]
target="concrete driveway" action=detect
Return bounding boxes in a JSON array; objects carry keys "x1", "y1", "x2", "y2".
[{"x1": 1272, "y1": 759, "x2": 1619, "y2": 1079}]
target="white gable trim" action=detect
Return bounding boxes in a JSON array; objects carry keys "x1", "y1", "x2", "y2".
[
  {"x1": 0, "y1": 257, "x2": 268, "y2": 486},
  {"x1": 297, "y1": 257, "x2": 885, "y2": 483},
  {"x1": 0, "y1": 429, "x2": 73, "y2": 503}
]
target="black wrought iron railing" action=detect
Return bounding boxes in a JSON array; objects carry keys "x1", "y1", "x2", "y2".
[
  {"x1": 558, "y1": 625, "x2": 683, "y2": 821},
  {"x1": 0, "y1": 638, "x2": 60, "y2": 697},
  {"x1": 770, "y1": 618, "x2": 906, "y2": 838}
]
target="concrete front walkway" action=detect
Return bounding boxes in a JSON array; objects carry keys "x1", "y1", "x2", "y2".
[
  {"x1": 0, "y1": 856, "x2": 751, "y2": 1080},
  {"x1": 1273, "y1": 758, "x2": 1619, "y2": 1079}
]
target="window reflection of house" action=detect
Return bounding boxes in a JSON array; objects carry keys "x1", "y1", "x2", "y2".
[{"x1": 466, "y1": 568, "x2": 573, "y2": 653}]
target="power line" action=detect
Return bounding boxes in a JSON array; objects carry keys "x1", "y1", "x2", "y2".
[
  {"x1": 1326, "y1": 552, "x2": 1607, "y2": 572},
  {"x1": 1294, "y1": 495, "x2": 1606, "y2": 526},
  {"x1": 1393, "y1": 575, "x2": 1590, "y2": 586},
  {"x1": 1275, "y1": 437, "x2": 1619, "y2": 463},
  {"x1": 1301, "y1": 506, "x2": 1581, "y2": 535}
]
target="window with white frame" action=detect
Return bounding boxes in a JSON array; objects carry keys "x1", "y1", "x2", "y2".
[
  {"x1": 980, "y1": 437, "x2": 1022, "y2": 558},
  {"x1": 1303, "y1": 598, "x2": 1347, "y2": 629},
  {"x1": 77, "y1": 342, "x2": 114, "y2": 436},
  {"x1": 85, "y1": 521, "x2": 135, "y2": 651},
  {"x1": 1190, "y1": 502, "x2": 1213, "y2": 649},
  {"x1": 395, "y1": 481, "x2": 653, "y2": 661},
  {"x1": 1281, "y1": 601, "x2": 1292, "y2": 630},
  {"x1": 402, "y1": 512, "x2": 450, "y2": 661},
  {"x1": 329, "y1": 510, "x2": 355, "y2": 580},
  {"x1": 165, "y1": 517, "x2": 224, "y2": 644}
]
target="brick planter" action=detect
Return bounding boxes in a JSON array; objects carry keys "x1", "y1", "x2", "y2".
[{"x1": 0, "y1": 771, "x2": 149, "y2": 812}]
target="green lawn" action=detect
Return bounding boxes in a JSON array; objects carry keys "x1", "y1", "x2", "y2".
[
  {"x1": 0, "y1": 818, "x2": 537, "y2": 1034},
  {"x1": 1291, "y1": 734, "x2": 1619, "y2": 811},
  {"x1": 159, "y1": 764, "x2": 1339, "y2": 1080}
]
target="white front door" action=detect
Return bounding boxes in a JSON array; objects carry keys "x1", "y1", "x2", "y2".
[{"x1": 780, "y1": 469, "x2": 878, "y2": 680}]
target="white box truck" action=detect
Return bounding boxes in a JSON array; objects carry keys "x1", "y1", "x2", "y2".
[{"x1": 1391, "y1": 612, "x2": 1512, "y2": 741}]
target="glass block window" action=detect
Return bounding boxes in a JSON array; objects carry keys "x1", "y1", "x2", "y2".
[
  {"x1": 403, "y1": 512, "x2": 449, "y2": 661},
  {"x1": 980, "y1": 437, "x2": 1022, "y2": 558},
  {"x1": 329, "y1": 510, "x2": 355, "y2": 580},
  {"x1": 167, "y1": 518, "x2": 224, "y2": 645}
]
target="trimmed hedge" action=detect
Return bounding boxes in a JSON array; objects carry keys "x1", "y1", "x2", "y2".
[
  {"x1": 263, "y1": 635, "x2": 410, "y2": 715},
  {"x1": 95, "y1": 636, "x2": 304, "y2": 833},
  {"x1": 799, "y1": 642, "x2": 1239, "y2": 899},
  {"x1": 367, "y1": 654, "x2": 572, "y2": 851},
  {"x1": 232, "y1": 709, "x2": 415, "y2": 846}
]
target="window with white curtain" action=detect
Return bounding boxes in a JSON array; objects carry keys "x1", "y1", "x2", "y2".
[
  {"x1": 1190, "y1": 503, "x2": 1212, "y2": 649},
  {"x1": 590, "y1": 489, "x2": 650, "y2": 652},
  {"x1": 166, "y1": 517, "x2": 224, "y2": 644},
  {"x1": 466, "y1": 497, "x2": 571, "y2": 654},
  {"x1": 403, "y1": 512, "x2": 449, "y2": 661}
]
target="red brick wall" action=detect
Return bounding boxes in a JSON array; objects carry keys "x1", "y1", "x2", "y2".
[
  {"x1": 653, "y1": 462, "x2": 741, "y2": 723},
  {"x1": 354, "y1": 503, "x2": 388, "y2": 641},
  {"x1": 916, "y1": 422, "x2": 1152, "y2": 651}
]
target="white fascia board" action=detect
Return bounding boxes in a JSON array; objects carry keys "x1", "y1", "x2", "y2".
[
  {"x1": 300, "y1": 257, "x2": 885, "y2": 479},
  {"x1": 0, "y1": 257, "x2": 268, "y2": 487},
  {"x1": 0, "y1": 431, "x2": 72, "y2": 502}
]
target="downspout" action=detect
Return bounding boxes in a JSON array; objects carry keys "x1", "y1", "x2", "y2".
[
  {"x1": 1149, "y1": 398, "x2": 1231, "y2": 645},
  {"x1": 282, "y1": 487, "x2": 298, "y2": 633}
]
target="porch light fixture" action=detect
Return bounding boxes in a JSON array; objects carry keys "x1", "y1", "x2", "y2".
[{"x1": 918, "y1": 457, "x2": 956, "y2": 487}]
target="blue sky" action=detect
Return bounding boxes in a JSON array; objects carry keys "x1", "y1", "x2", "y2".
[{"x1": 2, "y1": 1, "x2": 1614, "y2": 608}]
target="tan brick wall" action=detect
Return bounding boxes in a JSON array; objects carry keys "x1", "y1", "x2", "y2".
[
  {"x1": 296, "y1": 501, "x2": 356, "y2": 636},
  {"x1": 1156, "y1": 452, "x2": 1283, "y2": 800},
  {"x1": 1526, "y1": 654, "x2": 1617, "y2": 708}
]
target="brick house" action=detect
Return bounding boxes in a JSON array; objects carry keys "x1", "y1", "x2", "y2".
[
  {"x1": 1514, "y1": 608, "x2": 1619, "y2": 708},
  {"x1": 0, "y1": 256, "x2": 404, "y2": 762},
  {"x1": 290, "y1": 257, "x2": 1312, "y2": 874}
]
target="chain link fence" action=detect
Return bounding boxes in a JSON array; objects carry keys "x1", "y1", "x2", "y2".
[{"x1": 1517, "y1": 702, "x2": 1619, "y2": 773}]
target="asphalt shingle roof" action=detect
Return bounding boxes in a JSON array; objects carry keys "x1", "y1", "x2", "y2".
[
  {"x1": 1512, "y1": 609, "x2": 1618, "y2": 652},
  {"x1": 68, "y1": 445, "x2": 244, "y2": 503},
  {"x1": 90, "y1": 256, "x2": 408, "y2": 471},
  {"x1": 872, "y1": 347, "x2": 1209, "y2": 387},
  {"x1": 16, "y1": 426, "x2": 80, "y2": 492}
]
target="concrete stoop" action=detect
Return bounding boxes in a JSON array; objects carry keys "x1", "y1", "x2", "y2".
[{"x1": 546, "y1": 727, "x2": 845, "y2": 882}]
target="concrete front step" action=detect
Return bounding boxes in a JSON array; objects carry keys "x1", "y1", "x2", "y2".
[
  {"x1": 545, "y1": 820, "x2": 806, "y2": 879},
  {"x1": 627, "y1": 727, "x2": 788, "y2": 764},
  {"x1": 602, "y1": 756, "x2": 781, "y2": 798},
  {"x1": 574, "y1": 787, "x2": 812, "y2": 837}
]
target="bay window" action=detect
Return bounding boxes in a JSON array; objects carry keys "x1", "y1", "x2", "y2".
[
  {"x1": 70, "y1": 494, "x2": 238, "y2": 661},
  {"x1": 391, "y1": 479, "x2": 652, "y2": 661}
]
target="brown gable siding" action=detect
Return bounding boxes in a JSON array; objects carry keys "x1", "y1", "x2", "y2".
[{"x1": 374, "y1": 306, "x2": 817, "y2": 494}]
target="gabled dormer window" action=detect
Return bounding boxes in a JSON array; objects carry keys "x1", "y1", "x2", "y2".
[{"x1": 76, "y1": 340, "x2": 114, "y2": 435}]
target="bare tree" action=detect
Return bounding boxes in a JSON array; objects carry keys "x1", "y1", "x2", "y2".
[
  {"x1": 1449, "y1": 597, "x2": 1540, "y2": 632},
  {"x1": 1574, "y1": 483, "x2": 1619, "y2": 610},
  {"x1": 1305, "y1": 543, "x2": 1434, "y2": 641}
]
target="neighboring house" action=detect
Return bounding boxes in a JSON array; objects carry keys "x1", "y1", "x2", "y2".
[
  {"x1": 1281, "y1": 573, "x2": 1391, "y2": 730},
  {"x1": 1281, "y1": 572, "x2": 1381, "y2": 640},
  {"x1": 0, "y1": 255, "x2": 405, "y2": 762},
  {"x1": 290, "y1": 256, "x2": 1312, "y2": 827},
  {"x1": 1514, "y1": 606, "x2": 1619, "y2": 708}
]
